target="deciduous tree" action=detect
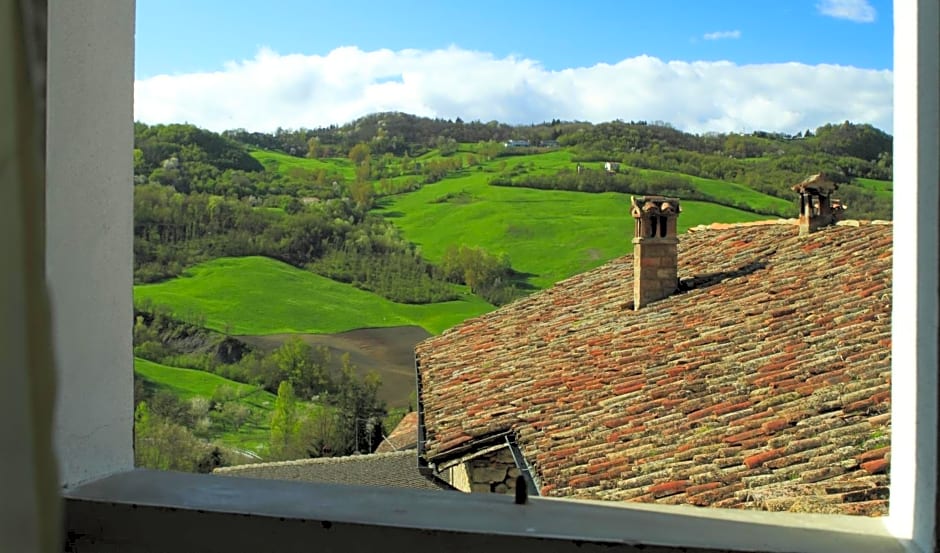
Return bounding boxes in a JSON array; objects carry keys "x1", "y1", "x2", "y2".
[
  {"x1": 269, "y1": 381, "x2": 302, "y2": 459},
  {"x1": 273, "y1": 338, "x2": 330, "y2": 400},
  {"x1": 348, "y1": 143, "x2": 371, "y2": 165},
  {"x1": 306, "y1": 136, "x2": 322, "y2": 159}
]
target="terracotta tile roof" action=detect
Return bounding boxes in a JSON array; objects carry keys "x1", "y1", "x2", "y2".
[
  {"x1": 416, "y1": 221, "x2": 891, "y2": 515},
  {"x1": 376, "y1": 411, "x2": 419, "y2": 453},
  {"x1": 214, "y1": 450, "x2": 453, "y2": 491}
]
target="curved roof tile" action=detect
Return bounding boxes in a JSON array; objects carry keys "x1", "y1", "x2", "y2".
[{"x1": 416, "y1": 222, "x2": 891, "y2": 515}]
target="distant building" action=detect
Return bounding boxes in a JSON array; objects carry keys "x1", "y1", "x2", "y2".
[
  {"x1": 540, "y1": 140, "x2": 560, "y2": 148},
  {"x1": 376, "y1": 412, "x2": 419, "y2": 453},
  {"x1": 504, "y1": 139, "x2": 530, "y2": 148},
  {"x1": 604, "y1": 161, "x2": 620, "y2": 173}
]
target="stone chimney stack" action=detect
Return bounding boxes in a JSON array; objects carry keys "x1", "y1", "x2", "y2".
[
  {"x1": 792, "y1": 174, "x2": 845, "y2": 236},
  {"x1": 631, "y1": 196, "x2": 681, "y2": 310}
]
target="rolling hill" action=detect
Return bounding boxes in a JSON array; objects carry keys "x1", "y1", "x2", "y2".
[
  {"x1": 250, "y1": 148, "x2": 357, "y2": 181},
  {"x1": 381, "y1": 165, "x2": 772, "y2": 289},
  {"x1": 134, "y1": 256, "x2": 493, "y2": 336}
]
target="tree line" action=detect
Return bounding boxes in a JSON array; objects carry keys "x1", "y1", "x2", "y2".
[
  {"x1": 214, "y1": 116, "x2": 891, "y2": 221},
  {"x1": 219, "y1": 114, "x2": 891, "y2": 177},
  {"x1": 490, "y1": 166, "x2": 784, "y2": 215},
  {"x1": 223, "y1": 112, "x2": 577, "y2": 159}
]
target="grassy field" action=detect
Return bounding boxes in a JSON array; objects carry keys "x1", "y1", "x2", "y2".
[
  {"x1": 250, "y1": 149, "x2": 357, "y2": 182},
  {"x1": 134, "y1": 357, "x2": 277, "y2": 454},
  {"x1": 482, "y1": 152, "x2": 792, "y2": 215},
  {"x1": 493, "y1": 149, "x2": 576, "y2": 174},
  {"x1": 628, "y1": 167, "x2": 794, "y2": 215},
  {"x1": 381, "y1": 168, "x2": 771, "y2": 289},
  {"x1": 852, "y1": 177, "x2": 893, "y2": 200},
  {"x1": 136, "y1": 357, "x2": 265, "y2": 400},
  {"x1": 134, "y1": 256, "x2": 493, "y2": 335},
  {"x1": 139, "y1": 148, "x2": 788, "y2": 337}
]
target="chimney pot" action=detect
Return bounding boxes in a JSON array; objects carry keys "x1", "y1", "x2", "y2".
[
  {"x1": 631, "y1": 196, "x2": 681, "y2": 310},
  {"x1": 792, "y1": 174, "x2": 843, "y2": 235}
]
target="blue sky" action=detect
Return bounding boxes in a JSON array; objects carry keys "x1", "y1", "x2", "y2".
[{"x1": 134, "y1": 0, "x2": 893, "y2": 134}]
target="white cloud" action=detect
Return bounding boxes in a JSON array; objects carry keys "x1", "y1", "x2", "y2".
[
  {"x1": 703, "y1": 30, "x2": 741, "y2": 40},
  {"x1": 816, "y1": 0, "x2": 876, "y2": 22},
  {"x1": 134, "y1": 46, "x2": 893, "y2": 135}
]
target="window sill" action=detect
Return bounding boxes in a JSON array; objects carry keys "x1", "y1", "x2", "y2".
[{"x1": 64, "y1": 469, "x2": 912, "y2": 553}]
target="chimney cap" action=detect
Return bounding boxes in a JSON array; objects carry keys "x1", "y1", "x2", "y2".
[
  {"x1": 792, "y1": 173, "x2": 839, "y2": 195},
  {"x1": 630, "y1": 195, "x2": 681, "y2": 217}
]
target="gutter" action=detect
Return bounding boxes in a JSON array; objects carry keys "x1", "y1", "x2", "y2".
[
  {"x1": 415, "y1": 353, "x2": 427, "y2": 466},
  {"x1": 506, "y1": 435, "x2": 541, "y2": 497}
]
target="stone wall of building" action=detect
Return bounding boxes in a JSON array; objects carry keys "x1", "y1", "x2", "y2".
[
  {"x1": 466, "y1": 448, "x2": 520, "y2": 494},
  {"x1": 440, "y1": 447, "x2": 521, "y2": 494}
]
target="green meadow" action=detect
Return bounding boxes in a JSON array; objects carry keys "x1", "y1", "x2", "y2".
[
  {"x1": 445, "y1": 149, "x2": 792, "y2": 215},
  {"x1": 134, "y1": 256, "x2": 493, "y2": 335},
  {"x1": 852, "y1": 177, "x2": 893, "y2": 200},
  {"x1": 135, "y1": 357, "x2": 266, "y2": 400},
  {"x1": 250, "y1": 149, "x2": 357, "y2": 181},
  {"x1": 142, "y1": 147, "x2": 787, "y2": 338},
  {"x1": 134, "y1": 357, "x2": 277, "y2": 453},
  {"x1": 635, "y1": 167, "x2": 794, "y2": 215},
  {"x1": 493, "y1": 149, "x2": 577, "y2": 173},
  {"x1": 382, "y1": 168, "x2": 771, "y2": 289}
]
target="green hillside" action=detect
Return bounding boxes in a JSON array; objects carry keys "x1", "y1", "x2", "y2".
[
  {"x1": 134, "y1": 256, "x2": 493, "y2": 335},
  {"x1": 250, "y1": 149, "x2": 356, "y2": 181},
  {"x1": 136, "y1": 357, "x2": 266, "y2": 400},
  {"x1": 382, "y1": 169, "x2": 770, "y2": 289},
  {"x1": 634, "y1": 167, "x2": 794, "y2": 215},
  {"x1": 852, "y1": 177, "x2": 893, "y2": 200},
  {"x1": 134, "y1": 357, "x2": 276, "y2": 453}
]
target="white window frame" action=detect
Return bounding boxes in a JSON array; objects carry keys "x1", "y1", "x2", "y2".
[{"x1": 49, "y1": 1, "x2": 938, "y2": 552}]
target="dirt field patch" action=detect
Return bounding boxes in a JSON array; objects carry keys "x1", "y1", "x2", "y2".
[{"x1": 238, "y1": 326, "x2": 431, "y2": 409}]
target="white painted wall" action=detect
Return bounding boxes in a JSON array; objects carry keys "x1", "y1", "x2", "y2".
[
  {"x1": 47, "y1": 0, "x2": 136, "y2": 488},
  {"x1": 889, "y1": 1, "x2": 940, "y2": 551}
]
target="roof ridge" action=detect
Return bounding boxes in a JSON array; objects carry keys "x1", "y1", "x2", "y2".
[
  {"x1": 687, "y1": 218, "x2": 796, "y2": 232},
  {"x1": 687, "y1": 218, "x2": 892, "y2": 233},
  {"x1": 213, "y1": 450, "x2": 414, "y2": 473}
]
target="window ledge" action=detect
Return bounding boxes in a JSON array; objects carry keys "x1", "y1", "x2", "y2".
[{"x1": 64, "y1": 469, "x2": 913, "y2": 553}]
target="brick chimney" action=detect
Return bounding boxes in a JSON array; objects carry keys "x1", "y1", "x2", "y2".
[
  {"x1": 792, "y1": 174, "x2": 845, "y2": 236},
  {"x1": 631, "y1": 196, "x2": 680, "y2": 309}
]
